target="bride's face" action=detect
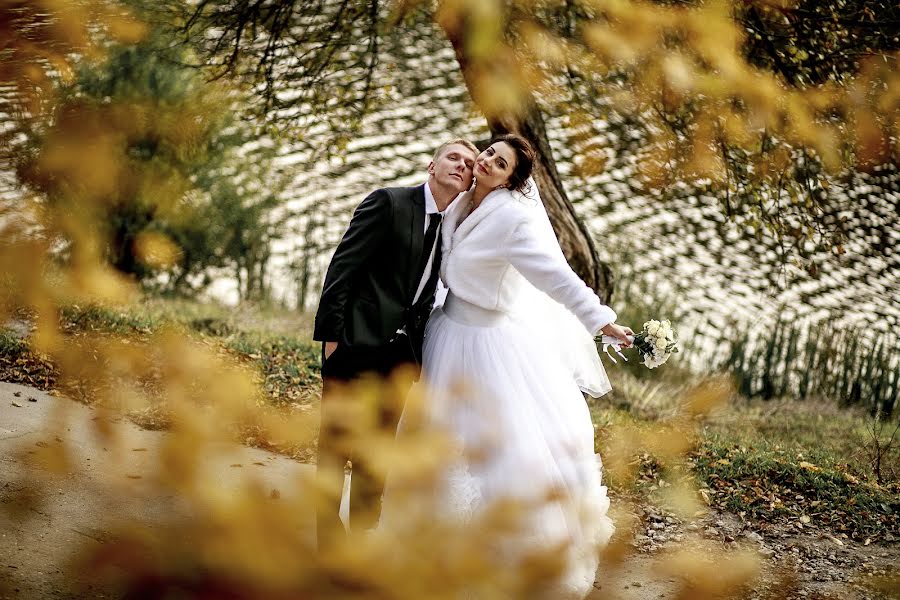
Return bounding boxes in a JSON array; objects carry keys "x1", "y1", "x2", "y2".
[{"x1": 474, "y1": 142, "x2": 517, "y2": 191}]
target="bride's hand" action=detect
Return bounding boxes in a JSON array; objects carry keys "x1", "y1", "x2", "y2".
[{"x1": 601, "y1": 323, "x2": 634, "y2": 348}]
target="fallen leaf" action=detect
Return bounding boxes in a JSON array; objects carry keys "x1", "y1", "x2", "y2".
[{"x1": 11, "y1": 401, "x2": 21, "y2": 407}]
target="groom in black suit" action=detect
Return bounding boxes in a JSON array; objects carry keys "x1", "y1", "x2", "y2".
[{"x1": 314, "y1": 138, "x2": 477, "y2": 540}]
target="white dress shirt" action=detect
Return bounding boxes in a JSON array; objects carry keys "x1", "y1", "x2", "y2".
[{"x1": 412, "y1": 182, "x2": 443, "y2": 304}]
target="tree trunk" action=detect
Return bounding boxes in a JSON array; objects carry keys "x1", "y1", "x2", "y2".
[{"x1": 443, "y1": 35, "x2": 615, "y2": 302}]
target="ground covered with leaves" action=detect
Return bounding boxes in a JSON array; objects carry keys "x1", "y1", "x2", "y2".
[
  {"x1": 694, "y1": 434, "x2": 897, "y2": 543},
  {"x1": 589, "y1": 382, "x2": 899, "y2": 598},
  {"x1": 2, "y1": 297, "x2": 898, "y2": 597}
]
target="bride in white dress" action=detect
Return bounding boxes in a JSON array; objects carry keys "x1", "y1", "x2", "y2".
[{"x1": 382, "y1": 134, "x2": 633, "y2": 598}]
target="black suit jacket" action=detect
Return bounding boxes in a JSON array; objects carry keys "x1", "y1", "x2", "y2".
[{"x1": 313, "y1": 185, "x2": 439, "y2": 362}]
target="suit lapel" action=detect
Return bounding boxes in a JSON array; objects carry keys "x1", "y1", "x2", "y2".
[{"x1": 406, "y1": 184, "x2": 426, "y2": 301}]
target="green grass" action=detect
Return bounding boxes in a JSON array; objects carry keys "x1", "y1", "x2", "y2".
[
  {"x1": 701, "y1": 402, "x2": 878, "y2": 479},
  {"x1": 694, "y1": 401, "x2": 898, "y2": 539},
  {"x1": 60, "y1": 304, "x2": 158, "y2": 335},
  {"x1": 225, "y1": 331, "x2": 321, "y2": 406},
  {"x1": 693, "y1": 437, "x2": 898, "y2": 539},
  {"x1": 56, "y1": 297, "x2": 316, "y2": 340},
  {"x1": 588, "y1": 380, "x2": 899, "y2": 540},
  {"x1": 0, "y1": 329, "x2": 27, "y2": 353}
]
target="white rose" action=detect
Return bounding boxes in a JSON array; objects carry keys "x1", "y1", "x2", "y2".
[
  {"x1": 655, "y1": 337, "x2": 667, "y2": 349},
  {"x1": 647, "y1": 323, "x2": 660, "y2": 336}
]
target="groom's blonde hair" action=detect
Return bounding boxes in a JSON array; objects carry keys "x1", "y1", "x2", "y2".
[{"x1": 433, "y1": 138, "x2": 478, "y2": 162}]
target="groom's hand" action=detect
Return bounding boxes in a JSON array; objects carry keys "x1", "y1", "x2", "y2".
[
  {"x1": 601, "y1": 323, "x2": 634, "y2": 347},
  {"x1": 324, "y1": 341, "x2": 338, "y2": 359}
]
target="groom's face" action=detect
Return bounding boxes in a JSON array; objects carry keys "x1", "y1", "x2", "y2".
[{"x1": 429, "y1": 144, "x2": 476, "y2": 193}]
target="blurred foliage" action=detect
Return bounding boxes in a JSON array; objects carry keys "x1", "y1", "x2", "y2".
[
  {"x1": 537, "y1": 0, "x2": 898, "y2": 255},
  {"x1": 7, "y1": 339, "x2": 767, "y2": 599},
  {"x1": 1, "y1": 2, "x2": 898, "y2": 598},
  {"x1": 4, "y1": 21, "x2": 290, "y2": 297},
  {"x1": 186, "y1": 139, "x2": 291, "y2": 301},
  {"x1": 0, "y1": 0, "x2": 147, "y2": 120},
  {"x1": 165, "y1": 0, "x2": 897, "y2": 252},
  {"x1": 3, "y1": 292, "x2": 897, "y2": 595},
  {"x1": 1, "y1": 300, "x2": 321, "y2": 445}
]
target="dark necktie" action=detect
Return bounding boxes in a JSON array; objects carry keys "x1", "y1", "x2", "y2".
[
  {"x1": 421, "y1": 217, "x2": 444, "y2": 303},
  {"x1": 415, "y1": 213, "x2": 442, "y2": 302}
]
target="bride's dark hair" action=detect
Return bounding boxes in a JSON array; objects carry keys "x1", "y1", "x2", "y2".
[{"x1": 492, "y1": 133, "x2": 534, "y2": 194}]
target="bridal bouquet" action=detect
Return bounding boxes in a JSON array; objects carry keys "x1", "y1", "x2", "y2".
[
  {"x1": 631, "y1": 319, "x2": 679, "y2": 368},
  {"x1": 598, "y1": 319, "x2": 679, "y2": 369}
]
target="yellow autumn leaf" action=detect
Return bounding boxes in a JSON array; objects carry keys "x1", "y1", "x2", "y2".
[
  {"x1": 134, "y1": 231, "x2": 182, "y2": 269},
  {"x1": 105, "y1": 13, "x2": 148, "y2": 44}
]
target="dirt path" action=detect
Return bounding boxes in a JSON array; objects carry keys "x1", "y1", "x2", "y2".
[
  {"x1": 1, "y1": 382, "x2": 895, "y2": 599},
  {"x1": 0, "y1": 382, "x2": 310, "y2": 599}
]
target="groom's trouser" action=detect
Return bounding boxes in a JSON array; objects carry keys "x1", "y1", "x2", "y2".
[{"x1": 317, "y1": 335, "x2": 418, "y2": 544}]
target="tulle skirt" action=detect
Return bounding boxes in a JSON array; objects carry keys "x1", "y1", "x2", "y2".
[{"x1": 382, "y1": 292, "x2": 614, "y2": 599}]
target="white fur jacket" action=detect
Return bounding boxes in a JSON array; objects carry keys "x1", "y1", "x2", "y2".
[{"x1": 439, "y1": 187, "x2": 617, "y2": 336}]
